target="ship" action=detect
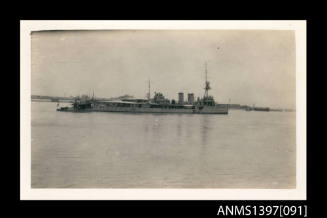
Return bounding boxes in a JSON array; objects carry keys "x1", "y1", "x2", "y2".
[
  {"x1": 57, "y1": 63, "x2": 228, "y2": 114},
  {"x1": 245, "y1": 104, "x2": 270, "y2": 112}
]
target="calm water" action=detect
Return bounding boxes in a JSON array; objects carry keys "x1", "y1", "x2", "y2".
[{"x1": 31, "y1": 102, "x2": 296, "y2": 188}]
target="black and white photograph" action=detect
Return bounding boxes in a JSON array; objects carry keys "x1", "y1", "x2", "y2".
[{"x1": 20, "y1": 21, "x2": 306, "y2": 200}]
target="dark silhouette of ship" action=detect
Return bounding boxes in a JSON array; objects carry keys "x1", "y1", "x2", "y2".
[
  {"x1": 245, "y1": 104, "x2": 270, "y2": 112},
  {"x1": 57, "y1": 63, "x2": 228, "y2": 114}
]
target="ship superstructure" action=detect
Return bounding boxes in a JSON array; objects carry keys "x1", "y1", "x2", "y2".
[{"x1": 57, "y1": 64, "x2": 228, "y2": 114}]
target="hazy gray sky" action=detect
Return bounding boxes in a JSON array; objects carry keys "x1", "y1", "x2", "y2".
[{"x1": 31, "y1": 30, "x2": 295, "y2": 108}]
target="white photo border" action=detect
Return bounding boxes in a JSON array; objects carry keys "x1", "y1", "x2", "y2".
[{"x1": 20, "y1": 20, "x2": 306, "y2": 200}]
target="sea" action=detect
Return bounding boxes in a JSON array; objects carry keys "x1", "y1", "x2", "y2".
[{"x1": 31, "y1": 101, "x2": 296, "y2": 188}]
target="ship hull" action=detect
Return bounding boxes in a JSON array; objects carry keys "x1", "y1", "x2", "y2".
[
  {"x1": 94, "y1": 106, "x2": 228, "y2": 114},
  {"x1": 57, "y1": 104, "x2": 228, "y2": 114}
]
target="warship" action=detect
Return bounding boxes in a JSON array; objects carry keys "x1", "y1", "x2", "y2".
[{"x1": 57, "y1": 63, "x2": 228, "y2": 114}]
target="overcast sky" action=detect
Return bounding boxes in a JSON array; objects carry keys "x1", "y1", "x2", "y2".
[{"x1": 31, "y1": 30, "x2": 295, "y2": 108}]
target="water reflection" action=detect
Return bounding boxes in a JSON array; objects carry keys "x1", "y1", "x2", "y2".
[
  {"x1": 184, "y1": 115, "x2": 194, "y2": 139},
  {"x1": 200, "y1": 115, "x2": 211, "y2": 146},
  {"x1": 32, "y1": 102, "x2": 296, "y2": 188},
  {"x1": 151, "y1": 116, "x2": 163, "y2": 142}
]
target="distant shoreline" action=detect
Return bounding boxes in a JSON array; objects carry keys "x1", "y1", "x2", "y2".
[{"x1": 31, "y1": 95, "x2": 295, "y2": 112}]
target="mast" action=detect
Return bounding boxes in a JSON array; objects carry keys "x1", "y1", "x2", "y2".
[
  {"x1": 204, "y1": 62, "x2": 211, "y2": 99},
  {"x1": 147, "y1": 78, "x2": 151, "y2": 101},
  {"x1": 205, "y1": 62, "x2": 207, "y2": 83}
]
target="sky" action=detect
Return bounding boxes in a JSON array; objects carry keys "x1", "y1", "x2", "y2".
[{"x1": 31, "y1": 30, "x2": 296, "y2": 109}]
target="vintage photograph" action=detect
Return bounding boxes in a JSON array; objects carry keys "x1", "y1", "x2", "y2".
[{"x1": 28, "y1": 25, "x2": 299, "y2": 191}]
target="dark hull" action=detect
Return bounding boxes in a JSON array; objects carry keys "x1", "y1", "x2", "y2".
[{"x1": 57, "y1": 104, "x2": 228, "y2": 114}]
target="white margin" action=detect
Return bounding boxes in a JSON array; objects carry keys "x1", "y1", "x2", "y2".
[{"x1": 20, "y1": 20, "x2": 306, "y2": 200}]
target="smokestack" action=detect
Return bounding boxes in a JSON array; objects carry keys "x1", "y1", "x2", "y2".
[
  {"x1": 178, "y1": 92, "x2": 184, "y2": 105},
  {"x1": 188, "y1": 93, "x2": 194, "y2": 105}
]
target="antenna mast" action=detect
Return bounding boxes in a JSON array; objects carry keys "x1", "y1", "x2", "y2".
[
  {"x1": 204, "y1": 62, "x2": 211, "y2": 98},
  {"x1": 148, "y1": 79, "x2": 151, "y2": 101},
  {"x1": 205, "y1": 62, "x2": 207, "y2": 83}
]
